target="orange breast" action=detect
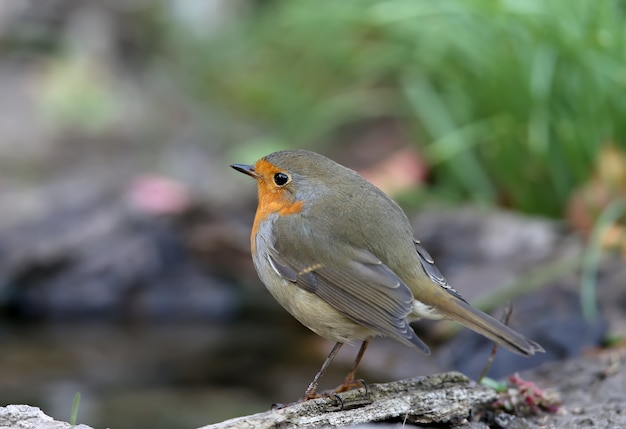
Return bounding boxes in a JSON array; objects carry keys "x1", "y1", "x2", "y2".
[{"x1": 250, "y1": 159, "x2": 304, "y2": 251}]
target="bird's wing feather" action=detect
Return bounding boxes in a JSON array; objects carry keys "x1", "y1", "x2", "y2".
[
  {"x1": 413, "y1": 239, "x2": 468, "y2": 303},
  {"x1": 267, "y1": 247, "x2": 430, "y2": 353}
]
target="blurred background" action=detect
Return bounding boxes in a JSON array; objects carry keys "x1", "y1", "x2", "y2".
[{"x1": 0, "y1": 0, "x2": 625, "y2": 427}]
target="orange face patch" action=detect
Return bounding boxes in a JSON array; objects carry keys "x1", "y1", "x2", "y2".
[{"x1": 250, "y1": 159, "x2": 303, "y2": 250}]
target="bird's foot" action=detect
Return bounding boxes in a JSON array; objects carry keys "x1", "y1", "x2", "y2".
[
  {"x1": 271, "y1": 389, "x2": 344, "y2": 410},
  {"x1": 333, "y1": 377, "x2": 369, "y2": 395},
  {"x1": 271, "y1": 377, "x2": 368, "y2": 410}
]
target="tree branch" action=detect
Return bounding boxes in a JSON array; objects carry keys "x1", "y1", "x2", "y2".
[{"x1": 200, "y1": 372, "x2": 496, "y2": 429}]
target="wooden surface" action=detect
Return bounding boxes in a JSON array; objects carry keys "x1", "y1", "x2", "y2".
[{"x1": 200, "y1": 372, "x2": 497, "y2": 429}]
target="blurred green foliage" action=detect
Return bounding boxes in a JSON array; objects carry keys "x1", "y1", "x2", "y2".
[{"x1": 170, "y1": 0, "x2": 626, "y2": 217}]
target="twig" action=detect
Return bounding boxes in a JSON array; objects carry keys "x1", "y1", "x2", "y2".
[{"x1": 477, "y1": 303, "x2": 513, "y2": 384}]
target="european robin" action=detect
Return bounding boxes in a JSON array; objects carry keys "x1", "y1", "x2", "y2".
[{"x1": 231, "y1": 149, "x2": 543, "y2": 401}]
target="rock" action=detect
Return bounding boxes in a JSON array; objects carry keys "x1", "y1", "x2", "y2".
[{"x1": 0, "y1": 404, "x2": 93, "y2": 429}]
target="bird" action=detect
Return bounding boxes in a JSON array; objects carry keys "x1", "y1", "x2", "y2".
[{"x1": 231, "y1": 149, "x2": 543, "y2": 401}]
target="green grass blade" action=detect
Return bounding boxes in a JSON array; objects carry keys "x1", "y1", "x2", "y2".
[
  {"x1": 581, "y1": 198, "x2": 626, "y2": 320},
  {"x1": 70, "y1": 392, "x2": 81, "y2": 428}
]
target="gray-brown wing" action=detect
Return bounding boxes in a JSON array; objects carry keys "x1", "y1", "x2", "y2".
[
  {"x1": 414, "y1": 239, "x2": 468, "y2": 304},
  {"x1": 267, "y1": 248, "x2": 430, "y2": 354}
]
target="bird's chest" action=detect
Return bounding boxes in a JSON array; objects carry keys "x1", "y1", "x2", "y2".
[
  {"x1": 251, "y1": 216, "x2": 297, "y2": 308},
  {"x1": 251, "y1": 217, "x2": 371, "y2": 342}
]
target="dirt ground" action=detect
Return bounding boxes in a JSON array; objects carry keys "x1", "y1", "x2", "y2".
[{"x1": 515, "y1": 350, "x2": 625, "y2": 429}]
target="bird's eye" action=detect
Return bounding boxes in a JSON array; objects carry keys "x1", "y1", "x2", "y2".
[{"x1": 273, "y1": 172, "x2": 290, "y2": 186}]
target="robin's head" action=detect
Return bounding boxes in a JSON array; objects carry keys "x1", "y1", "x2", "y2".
[
  {"x1": 232, "y1": 149, "x2": 376, "y2": 229},
  {"x1": 232, "y1": 149, "x2": 341, "y2": 200},
  {"x1": 231, "y1": 150, "x2": 319, "y2": 219}
]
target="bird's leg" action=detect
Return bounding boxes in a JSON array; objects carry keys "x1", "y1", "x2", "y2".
[
  {"x1": 335, "y1": 339, "x2": 369, "y2": 393},
  {"x1": 302, "y1": 342, "x2": 344, "y2": 400}
]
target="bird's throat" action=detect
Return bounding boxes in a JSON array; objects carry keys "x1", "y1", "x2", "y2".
[{"x1": 251, "y1": 188, "x2": 303, "y2": 251}]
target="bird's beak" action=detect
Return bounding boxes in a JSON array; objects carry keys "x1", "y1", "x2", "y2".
[{"x1": 230, "y1": 164, "x2": 260, "y2": 179}]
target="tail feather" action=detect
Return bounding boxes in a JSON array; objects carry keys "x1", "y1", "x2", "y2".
[
  {"x1": 444, "y1": 299, "x2": 543, "y2": 355},
  {"x1": 423, "y1": 287, "x2": 544, "y2": 356}
]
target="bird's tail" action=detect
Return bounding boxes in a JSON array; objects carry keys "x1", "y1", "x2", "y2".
[{"x1": 422, "y1": 287, "x2": 544, "y2": 356}]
